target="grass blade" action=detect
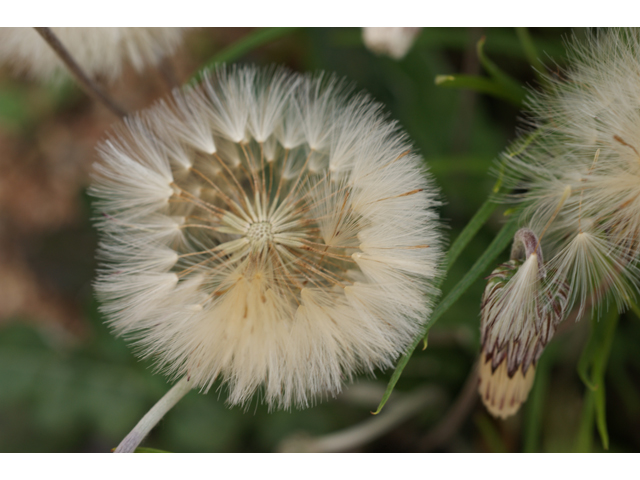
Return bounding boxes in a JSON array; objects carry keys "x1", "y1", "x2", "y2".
[
  {"x1": 575, "y1": 308, "x2": 619, "y2": 450},
  {"x1": 435, "y1": 74, "x2": 523, "y2": 107},
  {"x1": 476, "y1": 36, "x2": 526, "y2": 106},
  {"x1": 373, "y1": 214, "x2": 519, "y2": 414},
  {"x1": 446, "y1": 197, "x2": 498, "y2": 271}
]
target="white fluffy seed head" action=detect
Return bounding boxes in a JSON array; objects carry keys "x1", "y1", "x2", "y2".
[
  {"x1": 362, "y1": 28, "x2": 422, "y2": 60},
  {"x1": 90, "y1": 65, "x2": 444, "y2": 410},
  {"x1": 0, "y1": 28, "x2": 185, "y2": 82},
  {"x1": 499, "y1": 28, "x2": 640, "y2": 318}
]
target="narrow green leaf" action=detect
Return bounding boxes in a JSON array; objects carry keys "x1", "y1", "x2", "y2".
[
  {"x1": 190, "y1": 28, "x2": 301, "y2": 84},
  {"x1": 446, "y1": 197, "x2": 499, "y2": 272},
  {"x1": 373, "y1": 215, "x2": 519, "y2": 414},
  {"x1": 435, "y1": 74, "x2": 524, "y2": 107},
  {"x1": 476, "y1": 36, "x2": 526, "y2": 105},
  {"x1": 576, "y1": 308, "x2": 619, "y2": 450},
  {"x1": 515, "y1": 27, "x2": 546, "y2": 83},
  {"x1": 593, "y1": 386, "x2": 609, "y2": 451},
  {"x1": 591, "y1": 309, "x2": 618, "y2": 450},
  {"x1": 574, "y1": 390, "x2": 595, "y2": 453},
  {"x1": 577, "y1": 322, "x2": 598, "y2": 391},
  {"x1": 424, "y1": 214, "x2": 519, "y2": 341}
]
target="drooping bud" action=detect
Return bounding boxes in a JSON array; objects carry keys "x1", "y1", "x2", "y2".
[{"x1": 478, "y1": 228, "x2": 569, "y2": 419}]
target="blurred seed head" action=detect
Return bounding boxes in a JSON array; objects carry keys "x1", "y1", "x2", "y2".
[
  {"x1": 499, "y1": 27, "x2": 640, "y2": 319},
  {"x1": 362, "y1": 28, "x2": 421, "y2": 60},
  {"x1": 0, "y1": 27, "x2": 185, "y2": 82},
  {"x1": 90, "y1": 65, "x2": 444, "y2": 410}
]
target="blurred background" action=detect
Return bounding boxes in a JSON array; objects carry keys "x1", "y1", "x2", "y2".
[{"x1": 0, "y1": 27, "x2": 638, "y2": 453}]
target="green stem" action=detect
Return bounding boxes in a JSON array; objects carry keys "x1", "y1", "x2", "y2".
[
  {"x1": 373, "y1": 214, "x2": 519, "y2": 414},
  {"x1": 446, "y1": 197, "x2": 498, "y2": 271},
  {"x1": 476, "y1": 36, "x2": 525, "y2": 105},
  {"x1": 435, "y1": 74, "x2": 524, "y2": 107}
]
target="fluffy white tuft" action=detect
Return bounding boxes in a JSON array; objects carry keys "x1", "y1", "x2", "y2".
[
  {"x1": 90, "y1": 65, "x2": 444, "y2": 410},
  {"x1": 0, "y1": 27, "x2": 185, "y2": 82},
  {"x1": 362, "y1": 28, "x2": 422, "y2": 60},
  {"x1": 500, "y1": 28, "x2": 640, "y2": 317}
]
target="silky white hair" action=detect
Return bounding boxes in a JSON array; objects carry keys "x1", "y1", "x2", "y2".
[
  {"x1": 90, "y1": 65, "x2": 444, "y2": 410},
  {"x1": 0, "y1": 28, "x2": 185, "y2": 81},
  {"x1": 500, "y1": 28, "x2": 640, "y2": 317}
]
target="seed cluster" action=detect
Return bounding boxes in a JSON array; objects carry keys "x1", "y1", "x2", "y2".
[{"x1": 91, "y1": 66, "x2": 443, "y2": 409}]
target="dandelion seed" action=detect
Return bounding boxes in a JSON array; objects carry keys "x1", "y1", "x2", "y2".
[
  {"x1": 0, "y1": 28, "x2": 185, "y2": 81},
  {"x1": 90, "y1": 65, "x2": 444, "y2": 450}
]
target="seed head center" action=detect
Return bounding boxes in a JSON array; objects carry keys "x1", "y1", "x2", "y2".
[{"x1": 246, "y1": 221, "x2": 274, "y2": 247}]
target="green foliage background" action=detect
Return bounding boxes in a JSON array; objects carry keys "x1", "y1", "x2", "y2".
[{"x1": 0, "y1": 27, "x2": 639, "y2": 453}]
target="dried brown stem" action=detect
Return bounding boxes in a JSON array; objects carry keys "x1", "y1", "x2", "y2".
[
  {"x1": 418, "y1": 363, "x2": 479, "y2": 451},
  {"x1": 34, "y1": 27, "x2": 128, "y2": 118}
]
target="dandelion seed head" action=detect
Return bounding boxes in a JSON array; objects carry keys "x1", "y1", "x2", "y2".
[
  {"x1": 0, "y1": 27, "x2": 185, "y2": 81},
  {"x1": 500, "y1": 28, "x2": 640, "y2": 316},
  {"x1": 90, "y1": 65, "x2": 444, "y2": 410}
]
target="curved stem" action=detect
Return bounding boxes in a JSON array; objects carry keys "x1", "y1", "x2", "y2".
[
  {"x1": 114, "y1": 377, "x2": 193, "y2": 453},
  {"x1": 34, "y1": 27, "x2": 127, "y2": 118},
  {"x1": 279, "y1": 387, "x2": 443, "y2": 452},
  {"x1": 373, "y1": 215, "x2": 519, "y2": 415},
  {"x1": 418, "y1": 364, "x2": 479, "y2": 451}
]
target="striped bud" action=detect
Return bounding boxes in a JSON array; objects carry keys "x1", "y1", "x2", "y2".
[{"x1": 479, "y1": 228, "x2": 569, "y2": 419}]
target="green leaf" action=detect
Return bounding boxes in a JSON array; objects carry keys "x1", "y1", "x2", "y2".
[
  {"x1": 435, "y1": 74, "x2": 524, "y2": 107},
  {"x1": 575, "y1": 308, "x2": 619, "y2": 451},
  {"x1": 190, "y1": 28, "x2": 301, "y2": 84},
  {"x1": 424, "y1": 214, "x2": 519, "y2": 342},
  {"x1": 574, "y1": 389, "x2": 595, "y2": 453},
  {"x1": 577, "y1": 321, "x2": 599, "y2": 391},
  {"x1": 476, "y1": 36, "x2": 526, "y2": 105},
  {"x1": 446, "y1": 197, "x2": 498, "y2": 271},
  {"x1": 373, "y1": 214, "x2": 519, "y2": 414}
]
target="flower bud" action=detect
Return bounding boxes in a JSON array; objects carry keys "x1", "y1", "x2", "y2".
[{"x1": 479, "y1": 228, "x2": 569, "y2": 419}]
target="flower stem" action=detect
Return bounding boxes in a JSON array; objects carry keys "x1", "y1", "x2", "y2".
[
  {"x1": 34, "y1": 27, "x2": 128, "y2": 118},
  {"x1": 279, "y1": 387, "x2": 443, "y2": 452},
  {"x1": 114, "y1": 377, "x2": 193, "y2": 453}
]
